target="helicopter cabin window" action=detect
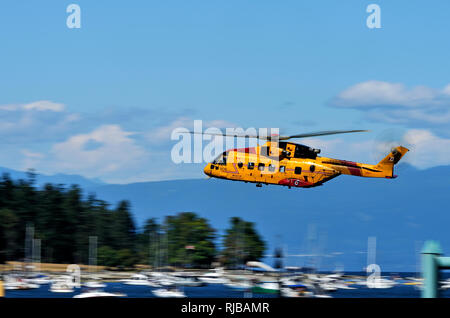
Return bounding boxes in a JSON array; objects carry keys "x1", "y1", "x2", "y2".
[
  {"x1": 248, "y1": 162, "x2": 255, "y2": 170},
  {"x1": 238, "y1": 162, "x2": 243, "y2": 168},
  {"x1": 279, "y1": 166, "x2": 285, "y2": 173},
  {"x1": 268, "y1": 164, "x2": 276, "y2": 172},
  {"x1": 310, "y1": 165, "x2": 315, "y2": 172},
  {"x1": 258, "y1": 163, "x2": 265, "y2": 171},
  {"x1": 295, "y1": 167, "x2": 302, "y2": 174},
  {"x1": 213, "y1": 152, "x2": 227, "y2": 165}
]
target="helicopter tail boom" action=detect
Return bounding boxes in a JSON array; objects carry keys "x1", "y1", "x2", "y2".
[{"x1": 322, "y1": 146, "x2": 409, "y2": 179}]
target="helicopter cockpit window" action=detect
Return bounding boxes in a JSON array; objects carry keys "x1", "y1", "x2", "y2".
[
  {"x1": 293, "y1": 144, "x2": 319, "y2": 159},
  {"x1": 213, "y1": 152, "x2": 227, "y2": 165}
]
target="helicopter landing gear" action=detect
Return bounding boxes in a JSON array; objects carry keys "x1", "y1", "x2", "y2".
[{"x1": 256, "y1": 183, "x2": 262, "y2": 188}]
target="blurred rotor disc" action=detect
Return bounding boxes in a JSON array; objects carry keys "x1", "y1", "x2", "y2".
[{"x1": 371, "y1": 128, "x2": 415, "y2": 172}]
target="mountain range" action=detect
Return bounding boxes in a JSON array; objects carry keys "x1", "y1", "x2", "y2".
[{"x1": 2, "y1": 164, "x2": 449, "y2": 271}]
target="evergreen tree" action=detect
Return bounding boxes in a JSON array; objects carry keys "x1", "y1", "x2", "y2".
[
  {"x1": 0, "y1": 208, "x2": 19, "y2": 263},
  {"x1": 221, "y1": 217, "x2": 266, "y2": 268},
  {"x1": 111, "y1": 200, "x2": 136, "y2": 251},
  {"x1": 164, "y1": 212, "x2": 216, "y2": 268}
]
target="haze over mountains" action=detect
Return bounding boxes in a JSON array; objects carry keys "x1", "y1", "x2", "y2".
[
  {"x1": 2, "y1": 164, "x2": 449, "y2": 271},
  {"x1": 0, "y1": 166, "x2": 104, "y2": 189}
]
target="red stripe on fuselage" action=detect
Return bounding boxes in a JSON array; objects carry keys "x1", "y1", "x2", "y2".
[
  {"x1": 347, "y1": 167, "x2": 362, "y2": 176},
  {"x1": 230, "y1": 147, "x2": 256, "y2": 154}
]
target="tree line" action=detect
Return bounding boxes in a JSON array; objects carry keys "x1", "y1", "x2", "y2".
[{"x1": 0, "y1": 172, "x2": 265, "y2": 268}]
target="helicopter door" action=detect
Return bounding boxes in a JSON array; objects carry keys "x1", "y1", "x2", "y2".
[
  {"x1": 246, "y1": 161, "x2": 257, "y2": 182},
  {"x1": 257, "y1": 162, "x2": 266, "y2": 183}
]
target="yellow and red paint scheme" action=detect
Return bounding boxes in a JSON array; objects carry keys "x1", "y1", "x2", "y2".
[{"x1": 203, "y1": 141, "x2": 409, "y2": 188}]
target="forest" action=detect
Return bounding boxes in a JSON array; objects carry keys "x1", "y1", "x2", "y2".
[{"x1": 0, "y1": 172, "x2": 266, "y2": 268}]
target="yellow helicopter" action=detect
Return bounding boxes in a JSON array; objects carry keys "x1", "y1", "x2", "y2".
[{"x1": 196, "y1": 130, "x2": 409, "y2": 188}]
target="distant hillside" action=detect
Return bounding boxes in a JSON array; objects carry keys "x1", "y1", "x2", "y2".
[
  {"x1": 0, "y1": 167, "x2": 104, "y2": 189},
  {"x1": 88, "y1": 163, "x2": 450, "y2": 272}
]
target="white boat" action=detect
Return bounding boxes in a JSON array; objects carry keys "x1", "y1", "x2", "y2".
[
  {"x1": 441, "y1": 280, "x2": 450, "y2": 289},
  {"x1": 280, "y1": 287, "x2": 300, "y2": 297},
  {"x1": 147, "y1": 280, "x2": 162, "y2": 287},
  {"x1": 158, "y1": 277, "x2": 176, "y2": 286},
  {"x1": 148, "y1": 272, "x2": 174, "y2": 287},
  {"x1": 84, "y1": 281, "x2": 107, "y2": 288},
  {"x1": 50, "y1": 280, "x2": 74, "y2": 293},
  {"x1": 4, "y1": 275, "x2": 39, "y2": 290},
  {"x1": 120, "y1": 274, "x2": 152, "y2": 286},
  {"x1": 315, "y1": 294, "x2": 333, "y2": 298},
  {"x1": 281, "y1": 287, "x2": 313, "y2": 298},
  {"x1": 24, "y1": 274, "x2": 52, "y2": 285},
  {"x1": 280, "y1": 277, "x2": 299, "y2": 286},
  {"x1": 224, "y1": 279, "x2": 253, "y2": 290},
  {"x1": 74, "y1": 289, "x2": 126, "y2": 298},
  {"x1": 198, "y1": 272, "x2": 229, "y2": 284},
  {"x1": 152, "y1": 287, "x2": 186, "y2": 298},
  {"x1": 320, "y1": 282, "x2": 338, "y2": 292},
  {"x1": 306, "y1": 275, "x2": 337, "y2": 292},
  {"x1": 366, "y1": 277, "x2": 396, "y2": 289}
]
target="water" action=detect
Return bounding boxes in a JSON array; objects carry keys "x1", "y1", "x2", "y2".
[{"x1": 5, "y1": 283, "x2": 274, "y2": 298}]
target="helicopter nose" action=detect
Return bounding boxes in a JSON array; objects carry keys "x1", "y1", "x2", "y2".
[{"x1": 204, "y1": 164, "x2": 211, "y2": 176}]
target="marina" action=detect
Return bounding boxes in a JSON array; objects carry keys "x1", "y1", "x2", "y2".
[{"x1": 2, "y1": 270, "x2": 448, "y2": 298}]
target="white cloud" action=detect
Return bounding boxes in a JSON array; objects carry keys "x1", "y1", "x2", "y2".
[
  {"x1": 331, "y1": 81, "x2": 450, "y2": 126},
  {"x1": 49, "y1": 125, "x2": 149, "y2": 181},
  {"x1": 333, "y1": 81, "x2": 445, "y2": 108},
  {"x1": 443, "y1": 84, "x2": 450, "y2": 96},
  {"x1": 0, "y1": 100, "x2": 65, "y2": 112},
  {"x1": 403, "y1": 129, "x2": 450, "y2": 168},
  {"x1": 23, "y1": 100, "x2": 65, "y2": 112}
]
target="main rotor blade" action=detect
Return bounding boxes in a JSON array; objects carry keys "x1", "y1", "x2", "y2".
[
  {"x1": 278, "y1": 129, "x2": 369, "y2": 140},
  {"x1": 188, "y1": 131, "x2": 265, "y2": 139},
  {"x1": 188, "y1": 129, "x2": 369, "y2": 140}
]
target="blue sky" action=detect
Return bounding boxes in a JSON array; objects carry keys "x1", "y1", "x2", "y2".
[{"x1": 0, "y1": 1, "x2": 449, "y2": 183}]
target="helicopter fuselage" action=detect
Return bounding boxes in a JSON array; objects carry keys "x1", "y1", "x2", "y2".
[{"x1": 203, "y1": 141, "x2": 409, "y2": 188}]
